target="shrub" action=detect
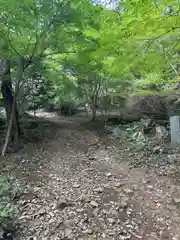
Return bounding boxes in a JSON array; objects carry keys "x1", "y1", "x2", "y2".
[
  {"x1": 0, "y1": 176, "x2": 22, "y2": 231},
  {"x1": 60, "y1": 101, "x2": 77, "y2": 116},
  {"x1": 133, "y1": 95, "x2": 168, "y2": 120}
]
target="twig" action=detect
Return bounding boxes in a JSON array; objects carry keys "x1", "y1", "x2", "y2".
[
  {"x1": 162, "y1": 47, "x2": 179, "y2": 78},
  {"x1": 153, "y1": 0, "x2": 160, "y2": 12},
  {"x1": 146, "y1": 26, "x2": 180, "y2": 52}
]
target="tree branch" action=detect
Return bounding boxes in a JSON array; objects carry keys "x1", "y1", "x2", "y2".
[
  {"x1": 153, "y1": 0, "x2": 160, "y2": 12},
  {"x1": 162, "y1": 47, "x2": 179, "y2": 78},
  {"x1": 29, "y1": 1, "x2": 66, "y2": 62},
  {"x1": 146, "y1": 26, "x2": 180, "y2": 52},
  {"x1": 0, "y1": 20, "x2": 21, "y2": 57}
]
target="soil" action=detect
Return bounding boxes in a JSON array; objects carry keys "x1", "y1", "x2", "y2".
[{"x1": 1, "y1": 111, "x2": 180, "y2": 240}]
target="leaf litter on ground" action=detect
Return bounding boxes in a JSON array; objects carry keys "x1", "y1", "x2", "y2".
[{"x1": 1, "y1": 114, "x2": 180, "y2": 239}]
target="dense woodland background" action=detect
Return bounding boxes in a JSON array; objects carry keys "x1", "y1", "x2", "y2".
[
  {"x1": 0, "y1": 0, "x2": 179, "y2": 151},
  {"x1": 0, "y1": 0, "x2": 180, "y2": 239}
]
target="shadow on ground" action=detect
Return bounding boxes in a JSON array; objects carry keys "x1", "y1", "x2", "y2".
[{"x1": 0, "y1": 112, "x2": 104, "y2": 184}]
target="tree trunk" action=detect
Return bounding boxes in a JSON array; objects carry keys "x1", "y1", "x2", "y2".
[
  {"x1": 91, "y1": 95, "x2": 97, "y2": 121},
  {"x1": 91, "y1": 103, "x2": 97, "y2": 121},
  {"x1": 1, "y1": 60, "x2": 20, "y2": 153},
  {"x1": 1, "y1": 92, "x2": 17, "y2": 156}
]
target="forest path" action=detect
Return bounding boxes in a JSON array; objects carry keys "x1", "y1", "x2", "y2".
[{"x1": 3, "y1": 112, "x2": 180, "y2": 240}]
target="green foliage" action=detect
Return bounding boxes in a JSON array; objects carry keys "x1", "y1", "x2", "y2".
[
  {"x1": 0, "y1": 176, "x2": 22, "y2": 230},
  {"x1": 107, "y1": 126, "x2": 122, "y2": 139},
  {"x1": 0, "y1": 0, "x2": 179, "y2": 113}
]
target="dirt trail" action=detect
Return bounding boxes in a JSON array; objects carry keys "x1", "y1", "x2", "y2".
[{"x1": 6, "y1": 114, "x2": 180, "y2": 240}]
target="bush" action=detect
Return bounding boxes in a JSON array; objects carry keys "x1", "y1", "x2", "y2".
[
  {"x1": 60, "y1": 101, "x2": 77, "y2": 116},
  {"x1": 0, "y1": 176, "x2": 22, "y2": 231},
  {"x1": 135, "y1": 95, "x2": 168, "y2": 120}
]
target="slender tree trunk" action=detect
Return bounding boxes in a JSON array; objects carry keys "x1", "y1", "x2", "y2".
[
  {"x1": 1, "y1": 59, "x2": 20, "y2": 155},
  {"x1": 90, "y1": 81, "x2": 101, "y2": 121},
  {"x1": 91, "y1": 103, "x2": 97, "y2": 121},
  {"x1": 91, "y1": 95, "x2": 97, "y2": 121},
  {"x1": 2, "y1": 92, "x2": 17, "y2": 156}
]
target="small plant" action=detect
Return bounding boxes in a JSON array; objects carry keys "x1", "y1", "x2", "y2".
[
  {"x1": 107, "y1": 126, "x2": 122, "y2": 139},
  {"x1": 0, "y1": 176, "x2": 22, "y2": 231}
]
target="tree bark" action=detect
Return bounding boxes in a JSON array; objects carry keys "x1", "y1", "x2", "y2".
[
  {"x1": 90, "y1": 83, "x2": 101, "y2": 121},
  {"x1": 1, "y1": 91, "x2": 17, "y2": 156},
  {"x1": 91, "y1": 95, "x2": 97, "y2": 121},
  {"x1": 91, "y1": 103, "x2": 97, "y2": 121},
  {"x1": 1, "y1": 59, "x2": 20, "y2": 155}
]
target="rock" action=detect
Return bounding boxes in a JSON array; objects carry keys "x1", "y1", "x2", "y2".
[
  {"x1": 105, "y1": 172, "x2": 112, "y2": 177},
  {"x1": 173, "y1": 197, "x2": 180, "y2": 204},
  {"x1": 126, "y1": 224, "x2": 134, "y2": 229},
  {"x1": 19, "y1": 215, "x2": 32, "y2": 221},
  {"x1": 48, "y1": 211, "x2": 55, "y2": 217},
  {"x1": 94, "y1": 187, "x2": 104, "y2": 193},
  {"x1": 58, "y1": 199, "x2": 71, "y2": 210},
  {"x1": 167, "y1": 204, "x2": 176, "y2": 210},
  {"x1": 48, "y1": 218, "x2": 55, "y2": 224},
  {"x1": 123, "y1": 188, "x2": 134, "y2": 195},
  {"x1": 102, "y1": 209, "x2": 109, "y2": 214},
  {"x1": 89, "y1": 156, "x2": 96, "y2": 160},
  {"x1": 92, "y1": 207, "x2": 100, "y2": 217},
  {"x1": 64, "y1": 219, "x2": 74, "y2": 228},
  {"x1": 111, "y1": 210, "x2": 119, "y2": 216},
  {"x1": 73, "y1": 183, "x2": 80, "y2": 188},
  {"x1": 18, "y1": 199, "x2": 28, "y2": 205},
  {"x1": 106, "y1": 230, "x2": 116, "y2": 236},
  {"x1": 107, "y1": 218, "x2": 115, "y2": 224},
  {"x1": 83, "y1": 229, "x2": 93, "y2": 235},
  {"x1": 147, "y1": 185, "x2": 153, "y2": 190},
  {"x1": 149, "y1": 232, "x2": 159, "y2": 239},
  {"x1": 79, "y1": 194, "x2": 89, "y2": 202},
  {"x1": 118, "y1": 199, "x2": 128, "y2": 209},
  {"x1": 103, "y1": 183, "x2": 111, "y2": 188},
  {"x1": 28, "y1": 237, "x2": 37, "y2": 240},
  {"x1": 126, "y1": 208, "x2": 133, "y2": 215},
  {"x1": 172, "y1": 236, "x2": 179, "y2": 240},
  {"x1": 90, "y1": 201, "x2": 99, "y2": 208},
  {"x1": 39, "y1": 215, "x2": 45, "y2": 221},
  {"x1": 87, "y1": 229, "x2": 93, "y2": 235},
  {"x1": 43, "y1": 230, "x2": 49, "y2": 236},
  {"x1": 101, "y1": 233, "x2": 106, "y2": 238},
  {"x1": 118, "y1": 232, "x2": 132, "y2": 239},
  {"x1": 76, "y1": 208, "x2": 84, "y2": 213},
  {"x1": 33, "y1": 186, "x2": 40, "y2": 193},
  {"x1": 64, "y1": 228, "x2": 73, "y2": 237},
  {"x1": 114, "y1": 182, "x2": 122, "y2": 188},
  {"x1": 28, "y1": 237, "x2": 34, "y2": 240},
  {"x1": 160, "y1": 230, "x2": 170, "y2": 239},
  {"x1": 142, "y1": 179, "x2": 150, "y2": 184},
  {"x1": 38, "y1": 209, "x2": 46, "y2": 216},
  {"x1": 51, "y1": 220, "x2": 63, "y2": 232}
]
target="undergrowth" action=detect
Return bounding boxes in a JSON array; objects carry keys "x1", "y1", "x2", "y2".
[
  {"x1": 0, "y1": 176, "x2": 22, "y2": 231},
  {"x1": 106, "y1": 122, "x2": 165, "y2": 154}
]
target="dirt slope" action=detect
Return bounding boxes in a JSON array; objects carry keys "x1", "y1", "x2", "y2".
[{"x1": 1, "y1": 114, "x2": 180, "y2": 240}]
